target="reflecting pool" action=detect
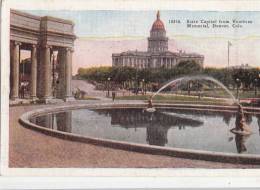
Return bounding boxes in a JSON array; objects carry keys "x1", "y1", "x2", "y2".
[{"x1": 30, "y1": 108, "x2": 260, "y2": 154}]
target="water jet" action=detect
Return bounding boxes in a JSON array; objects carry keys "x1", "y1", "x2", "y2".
[{"x1": 147, "y1": 75, "x2": 251, "y2": 135}]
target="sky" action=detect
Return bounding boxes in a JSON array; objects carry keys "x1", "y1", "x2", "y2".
[{"x1": 24, "y1": 10, "x2": 260, "y2": 74}]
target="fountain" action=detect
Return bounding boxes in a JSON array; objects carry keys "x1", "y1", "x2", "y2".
[
  {"x1": 146, "y1": 75, "x2": 237, "y2": 110},
  {"x1": 146, "y1": 96, "x2": 156, "y2": 112},
  {"x1": 22, "y1": 83, "x2": 260, "y2": 161},
  {"x1": 146, "y1": 75, "x2": 251, "y2": 135},
  {"x1": 152, "y1": 75, "x2": 237, "y2": 101},
  {"x1": 230, "y1": 104, "x2": 252, "y2": 135}
]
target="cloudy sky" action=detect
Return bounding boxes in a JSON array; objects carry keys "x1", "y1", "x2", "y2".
[{"x1": 24, "y1": 10, "x2": 260, "y2": 74}]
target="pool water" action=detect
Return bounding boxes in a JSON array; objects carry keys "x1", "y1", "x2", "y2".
[{"x1": 30, "y1": 107, "x2": 260, "y2": 154}]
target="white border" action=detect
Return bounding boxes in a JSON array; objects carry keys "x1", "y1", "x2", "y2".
[
  {"x1": 7, "y1": 0, "x2": 260, "y2": 11},
  {"x1": 1, "y1": 0, "x2": 10, "y2": 177},
  {"x1": 2, "y1": 0, "x2": 260, "y2": 188}
]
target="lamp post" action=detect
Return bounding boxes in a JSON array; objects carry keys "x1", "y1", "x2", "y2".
[
  {"x1": 255, "y1": 73, "x2": 260, "y2": 97},
  {"x1": 188, "y1": 81, "x2": 191, "y2": 96},
  {"x1": 236, "y1": 78, "x2": 240, "y2": 99},
  {"x1": 142, "y1": 79, "x2": 145, "y2": 95},
  {"x1": 254, "y1": 78, "x2": 258, "y2": 97},
  {"x1": 131, "y1": 77, "x2": 135, "y2": 93},
  {"x1": 135, "y1": 69, "x2": 138, "y2": 95},
  {"x1": 107, "y1": 77, "x2": 111, "y2": 97}
]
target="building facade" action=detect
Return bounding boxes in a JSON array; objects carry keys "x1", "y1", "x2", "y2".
[
  {"x1": 10, "y1": 10, "x2": 76, "y2": 103},
  {"x1": 112, "y1": 11, "x2": 204, "y2": 69}
]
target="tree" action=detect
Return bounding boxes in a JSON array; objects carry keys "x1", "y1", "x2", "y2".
[
  {"x1": 77, "y1": 65, "x2": 260, "y2": 92},
  {"x1": 175, "y1": 60, "x2": 202, "y2": 75}
]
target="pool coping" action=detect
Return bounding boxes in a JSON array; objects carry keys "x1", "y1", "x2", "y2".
[{"x1": 19, "y1": 102, "x2": 260, "y2": 165}]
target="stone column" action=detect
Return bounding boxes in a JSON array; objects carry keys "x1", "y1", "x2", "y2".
[
  {"x1": 41, "y1": 45, "x2": 52, "y2": 102},
  {"x1": 56, "y1": 50, "x2": 65, "y2": 99},
  {"x1": 112, "y1": 57, "x2": 114, "y2": 66},
  {"x1": 30, "y1": 44, "x2": 37, "y2": 99},
  {"x1": 10, "y1": 41, "x2": 21, "y2": 100},
  {"x1": 64, "y1": 47, "x2": 74, "y2": 101}
]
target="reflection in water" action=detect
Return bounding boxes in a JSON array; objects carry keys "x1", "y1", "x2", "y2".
[
  {"x1": 235, "y1": 134, "x2": 249, "y2": 153},
  {"x1": 244, "y1": 114, "x2": 253, "y2": 125},
  {"x1": 94, "y1": 108, "x2": 203, "y2": 146},
  {"x1": 29, "y1": 108, "x2": 260, "y2": 154},
  {"x1": 146, "y1": 124, "x2": 168, "y2": 146},
  {"x1": 222, "y1": 112, "x2": 232, "y2": 126},
  {"x1": 95, "y1": 109, "x2": 203, "y2": 127},
  {"x1": 33, "y1": 111, "x2": 72, "y2": 133},
  {"x1": 257, "y1": 115, "x2": 260, "y2": 136},
  {"x1": 31, "y1": 108, "x2": 203, "y2": 147}
]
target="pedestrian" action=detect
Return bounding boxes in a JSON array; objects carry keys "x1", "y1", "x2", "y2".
[
  {"x1": 112, "y1": 91, "x2": 116, "y2": 101},
  {"x1": 20, "y1": 82, "x2": 25, "y2": 99}
]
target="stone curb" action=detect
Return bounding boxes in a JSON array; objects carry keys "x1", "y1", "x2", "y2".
[{"x1": 19, "y1": 103, "x2": 260, "y2": 165}]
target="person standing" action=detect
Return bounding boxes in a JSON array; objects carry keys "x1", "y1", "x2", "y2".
[
  {"x1": 20, "y1": 82, "x2": 25, "y2": 99},
  {"x1": 112, "y1": 91, "x2": 116, "y2": 101}
]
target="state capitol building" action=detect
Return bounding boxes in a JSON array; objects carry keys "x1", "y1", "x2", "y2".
[{"x1": 112, "y1": 11, "x2": 204, "y2": 69}]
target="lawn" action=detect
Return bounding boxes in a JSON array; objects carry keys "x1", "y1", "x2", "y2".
[
  {"x1": 179, "y1": 89, "x2": 260, "y2": 99},
  {"x1": 77, "y1": 96, "x2": 100, "y2": 100},
  {"x1": 115, "y1": 94, "x2": 231, "y2": 105}
]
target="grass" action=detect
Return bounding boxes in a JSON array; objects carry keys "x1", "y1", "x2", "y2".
[
  {"x1": 115, "y1": 94, "x2": 229, "y2": 105},
  {"x1": 76, "y1": 96, "x2": 100, "y2": 100},
  {"x1": 178, "y1": 89, "x2": 260, "y2": 99}
]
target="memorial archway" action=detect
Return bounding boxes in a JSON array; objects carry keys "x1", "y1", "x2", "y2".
[{"x1": 10, "y1": 10, "x2": 76, "y2": 103}]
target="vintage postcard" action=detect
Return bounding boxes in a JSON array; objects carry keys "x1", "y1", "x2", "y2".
[{"x1": 2, "y1": 0, "x2": 260, "y2": 188}]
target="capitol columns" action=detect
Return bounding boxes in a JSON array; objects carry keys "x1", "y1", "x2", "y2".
[
  {"x1": 10, "y1": 41, "x2": 21, "y2": 100},
  {"x1": 30, "y1": 44, "x2": 37, "y2": 99}
]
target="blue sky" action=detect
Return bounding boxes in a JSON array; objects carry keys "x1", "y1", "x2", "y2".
[
  {"x1": 22, "y1": 10, "x2": 260, "y2": 70},
  {"x1": 26, "y1": 10, "x2": 260, "y2": 39}
]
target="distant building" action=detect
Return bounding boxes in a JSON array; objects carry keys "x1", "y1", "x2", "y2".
[
  {"x1": 229, "y1": 64, "x2": 252, "y2": 70},
  {"x1": 112, "y1": 11, "x2": 204, "y2": 69}
]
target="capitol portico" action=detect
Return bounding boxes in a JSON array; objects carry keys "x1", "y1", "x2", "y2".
[{"x1": 112, "y1": 11, "x2": 204, "y2": 69}]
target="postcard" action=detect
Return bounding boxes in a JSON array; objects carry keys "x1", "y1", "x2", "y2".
[{"x1": 1, "y1": 0, "x2": 260, "y2": 188}]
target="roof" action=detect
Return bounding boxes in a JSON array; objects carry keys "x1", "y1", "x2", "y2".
[
  {"x1": 11, "y1": 9, "x2": 75, "y2": 25},
  {"x1": 113, "y1": 50, "x2": 150, "y2": 57},
  {"x1": 151, "y1": 11, "x2": 165, "y2": 31},
  {"x1": 112, "y1": 50, "x2": 204, "y2": 58}
]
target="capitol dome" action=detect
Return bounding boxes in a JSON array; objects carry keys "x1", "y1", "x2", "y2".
[{"x1": 151, "y1": 11, "x2": 165, "y2": 31}]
